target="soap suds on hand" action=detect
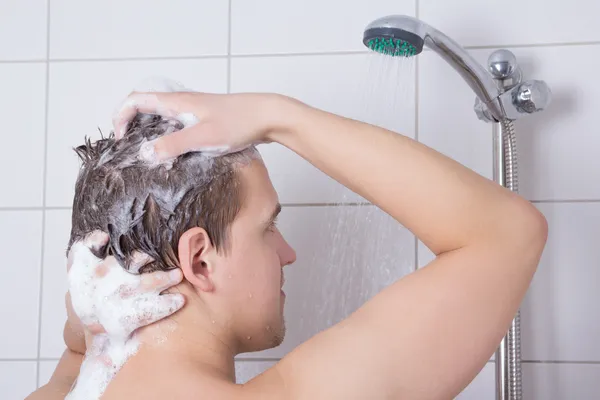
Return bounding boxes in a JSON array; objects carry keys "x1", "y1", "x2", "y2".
[{"x1": 65, "y1": 233, "x2": 183, "y2": 400}]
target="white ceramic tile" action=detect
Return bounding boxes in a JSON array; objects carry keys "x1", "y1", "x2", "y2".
[
  {"x1": 50, "y1": 0, "x2": 227, "y2": 59},
  {"x1": 417, "y1": 240, "x2": 435, "y2": 268},
  {"x1": 232, "y1": 53, "x2": 415, "y2": 203},
  {"x1": 0, "y1": 362, "x2": 37, "y2": 400},
  {"x1": 418, "y1": 51, "x2": 493, "y2": 181},
  {"x1": 0, "y1": 211, "x2": 42, "y2": 358},
  {"x1": 420, "y1": 45, "x2": 599, "y2": 201},
  {"x1": 0, "y1": 0, "x2": 46, "y2": 60},
  {"x1": 521, "y1": 203, "x2": 600, "y2": 361},
  {"x1": 239, "y1": 205, "x2": 414, "y2": 359},
  {"x1": 0, "y1": 64, "x2": 46, "y2": 207},
  {"x1": 40, "y1": 210, "x2": 72, "y2": 358},
  {"x1": 234, "y1": 361, "x2": 277, "y2": 384},
  {"x1": 513, "y1": 45, "x2": 600, "y2": 201},
  {"x1": 46, "y1": 59, "x2": 227, "y2": 207},
  {"x1": 456, "y1": 363, "x2": 495, "y2": 400},
  {"x1": 231, "y1": 0, "x2": 414, "y2": 54},
  {"x1": 38, "y1": 360, "x2": 59, "y2": 388},
  {"x1": 523, "y1": 363, "x2": 600, "y2": 399},
  {"x1": 420, "y1": 0, "x2": 600, "y2": 47}
]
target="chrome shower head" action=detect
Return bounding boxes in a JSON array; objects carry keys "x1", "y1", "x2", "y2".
[
  {"x1": 363, "y1": 15, "x2": 503, "y2": 121},
  {"x1": 363, "y1": 15, "x2": 425, "y2": 57},
  {"x1": 363, "y1": 15, "x2": 551, "y2": 122}
]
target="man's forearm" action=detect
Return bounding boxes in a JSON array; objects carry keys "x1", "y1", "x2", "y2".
[{"x1": 25, "y1": 349, "x2": 82, "y2": 400}]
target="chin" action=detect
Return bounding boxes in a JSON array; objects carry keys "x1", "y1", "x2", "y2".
[
  {"x1": 238, "y1": 318, "x2": 286, "y2": 354},
  {"x1": 270, "y1": 323, "x2": 285, "y2": 348}
]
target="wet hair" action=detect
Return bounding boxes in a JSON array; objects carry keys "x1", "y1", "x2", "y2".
[{"x1": 67, "y1": 113, "x2": 259, "y2": 274}]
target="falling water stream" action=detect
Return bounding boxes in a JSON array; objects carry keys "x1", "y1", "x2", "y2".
[{"x1": 289, "y1": 53, "x2": 418, "y2": 339}]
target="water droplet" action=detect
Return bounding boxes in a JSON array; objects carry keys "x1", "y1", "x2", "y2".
[
  {"x1": 246, "y1": 336, "x2": 252, "y2": 340},
  {"x1": 211, "y1": 320, "x2": 216, "y2": 324},
  {"x1": 248, "y1": 293, "x2": 253, "y2": 299},
  {"x1": 266, "y1": 325, "x2": 271, "y2": 331}
]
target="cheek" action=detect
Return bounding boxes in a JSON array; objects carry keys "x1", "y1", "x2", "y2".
[{"x1": 223, "y1": 232, "x2": 282, "y2": 301}]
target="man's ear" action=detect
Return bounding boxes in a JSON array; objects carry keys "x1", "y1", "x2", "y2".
[{"x1": 178, "y1": 227, "x2": 215, "y2": 292}]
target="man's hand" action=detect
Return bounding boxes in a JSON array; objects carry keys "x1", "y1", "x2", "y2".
[
  {"x1": 113, "y1": 91, "x2": 288, "y2": 160},
  {"x1": 64, "y1": 230, "x2": 185, "y2": 356}
]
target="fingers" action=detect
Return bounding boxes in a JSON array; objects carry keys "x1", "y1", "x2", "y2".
[
  {"x1": 82, "y1": 230, "x2": 110, "y2": 252},
  {"x1": 139, "y1": 122, "x2": 228, "y2": 162},
  {"x1": 128, "y1": 251, "x2": 154, "y2": 274},
  {"x1": 130, "y1": 293, "x2": 185, "y2": 328},
  {"x1": 139, "y1": 268, "x2": 183, "y2": 293},
  {"x1": 113, "y1": 92, "x2": 176, "y2": 139},
  {"x1": 86, "y1": 323, "x2": 107, "y2": 335}
]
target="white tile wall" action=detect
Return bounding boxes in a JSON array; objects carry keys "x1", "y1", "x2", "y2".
[
  {"x1": 0, "y1": 362, "x2": 37, "y2": 400},
  {"x1": 231, "y1": 0, "x2": 415, "y2": 55},
  {"x1": 49, "y1": 0, "x2": 228, "y2": 59},
  {"x1": 2, "y1": 1, "x2": 599, "y2": 398},
  {"x1": 0, "y1": 64, "x2": 46, "y2": 207},
  {"x1": 521, "y1": 203, "x2": 600, "y2": 362},
  {"x1": 420, "y1": 44, "x2": 600, "y2": 202},
  {"x1": 40, "y1": 210, "x2": 72, "y2": 358},
  {"x1": 234, "y1": 361, "x2": 277, "y2": 384},
  {"x1": 0, "y1": 0, "x2": 47, "y2": 60},
  {"x1": 419, "y1": 0, "x2": 600, "y2": 46},
  {"x1": 0, "y1": 212, "x2": 42, "y2": 359}
]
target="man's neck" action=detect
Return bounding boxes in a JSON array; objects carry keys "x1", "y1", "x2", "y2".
[{"x1": 135, "y1": 296, "x2": 237, "y2": 382}]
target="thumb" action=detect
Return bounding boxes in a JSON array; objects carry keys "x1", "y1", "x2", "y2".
[{"x1": 140, "y1": 122, "x2": 229, "y2": 162}]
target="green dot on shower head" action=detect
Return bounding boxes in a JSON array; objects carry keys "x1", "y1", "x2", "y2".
[{"x1": 367, "y1": 38, "x2": 417, "y2": 57}]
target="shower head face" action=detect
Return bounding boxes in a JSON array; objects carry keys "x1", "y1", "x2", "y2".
[{"x1": 363, "y1": 15, "x2": 425, "y2": 57}]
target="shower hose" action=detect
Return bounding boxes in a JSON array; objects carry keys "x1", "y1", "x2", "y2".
[{"x1": 502, "y1": 119, "x2": 522, "y2": 400}]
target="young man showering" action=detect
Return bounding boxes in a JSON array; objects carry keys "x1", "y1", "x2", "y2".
[{"x1": 29, "y1": 90, "x2": 547, "y2": 400}]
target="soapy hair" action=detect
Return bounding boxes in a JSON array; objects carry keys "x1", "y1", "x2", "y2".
[{"x1": 67, "y1": 113, "x2": 259, "y2": 273}]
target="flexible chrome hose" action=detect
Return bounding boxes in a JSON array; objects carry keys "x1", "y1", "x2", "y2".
[{"x1": 501, "y1": 119, "x2": 522, "y2": 400}]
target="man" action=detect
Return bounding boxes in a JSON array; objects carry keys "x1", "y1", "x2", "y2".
[{"x1": 29, "y1": 91, "x2": 547, "y2": 399}]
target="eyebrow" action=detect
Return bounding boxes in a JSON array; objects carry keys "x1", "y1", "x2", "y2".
[{"x1": 265, "y1": 203, "x2": 282, "y2": 227}]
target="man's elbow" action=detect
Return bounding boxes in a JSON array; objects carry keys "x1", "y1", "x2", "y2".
[{"x1": 506, "y1": 199, "x2": 549, "y2": 267}]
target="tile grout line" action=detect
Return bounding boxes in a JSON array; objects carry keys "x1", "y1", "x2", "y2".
[
  {"x1": 227, "y1": 0, "x2": 232, "y2": 93},
  {"x1": 2, "y1": 39, "x2": 600, "y2": 65},
  {"x1": 3, "y1": 40, "x2": 600, "y2": 65},
  {"x1": 530, "y1": 199, "x2": 600, "y2": 204},
  {"x1": 3, "y1": 199, "x2": 600, "y2": 212},
  {"x1": 413, "y1": 0, "x2": 420, "y2": 273},
  {"x1": 465, "y1": 40, "x2": 600, "y2": 50},
  {"x1": 522, "y1": 360, "x2": 600, "y2": 365},
  {"x1": 36, "y1": 0, "x2": 52, "y2": 388},
  {"x1": 0, "y1": 59, "x2": 47, "y2": 64}
]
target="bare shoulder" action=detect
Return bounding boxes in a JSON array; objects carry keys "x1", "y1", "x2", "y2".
[{"x1": 238, "y1": 362, "x2": 290, "y2": 400}]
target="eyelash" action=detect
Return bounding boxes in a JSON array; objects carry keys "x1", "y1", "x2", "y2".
[{"x1": 267, "y1": 218, "x2": 278, "y2": 232}]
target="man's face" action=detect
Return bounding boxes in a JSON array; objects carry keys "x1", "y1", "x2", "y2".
[{"x1": 214, "y1": 159, "x2": 296, "y2": 353}]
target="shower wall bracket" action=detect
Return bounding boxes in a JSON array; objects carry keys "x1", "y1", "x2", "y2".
[{"x1": 474, "y1": 49, "x2": 551, "y2": 123}]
